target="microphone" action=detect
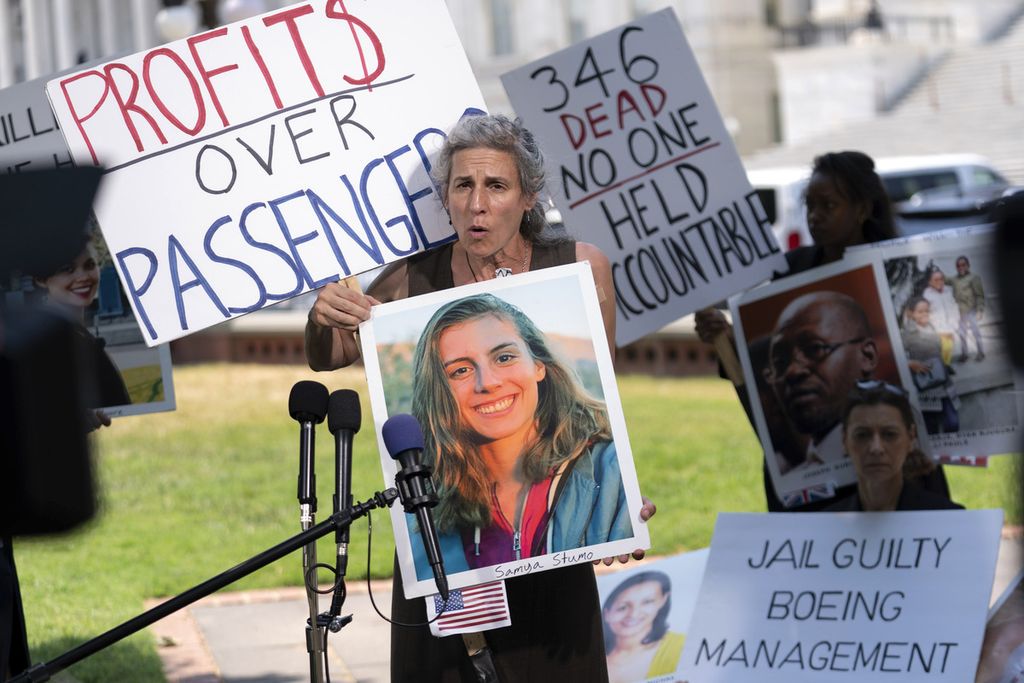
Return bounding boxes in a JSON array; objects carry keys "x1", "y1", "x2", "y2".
[
  {"x1": 382, "y1": 414, "x2": 449, "y2": 601},
  {"x1": 326, "y1": 389, "x2": 360, "y2": 618},
  {"x1": 288, "y1": 381, "x2": 329, "y2": 512},
  {"x1": 288, "y1": 381, "x2": 329, "y2": 681}
]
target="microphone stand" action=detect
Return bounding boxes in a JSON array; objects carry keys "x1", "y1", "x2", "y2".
[
  {"x1": 297, "y1": 417, "x2": 324, "y2": 683},
  {"x1": 10, "y1": 490, "x2": 398, "y2": 683}
]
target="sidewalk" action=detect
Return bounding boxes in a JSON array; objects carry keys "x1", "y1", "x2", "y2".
[
  {"x1": 151, "y1": 534, "x2": 1023, "y2": 683},
  {"x1": 149, "y1": 580, "x2": 393, "y2": 683}
]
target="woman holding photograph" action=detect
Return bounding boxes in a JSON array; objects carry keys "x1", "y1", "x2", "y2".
[
  {"x1": 826, "y1": 382, "x2": 962, "y2": 511},
  {"x1": 31, "y1": 236, "x2": 131, "y2": 412},
  {"x1": 902, "y1": 296, "x2": 961, "y2": 434},
  {"x1": 306, "y1": 113, "x2": 654, "y2": 681},
  {"x1": 602, "y1": 571, "x2": 685, "y2": 683},
  {"x1": 408, "y1": 293, "x2": 630, "y2": 574}
]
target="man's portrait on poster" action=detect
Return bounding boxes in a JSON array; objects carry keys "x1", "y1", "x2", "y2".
[{"x1": 734, "y1": 263, "x2": 910, "y2": 495}]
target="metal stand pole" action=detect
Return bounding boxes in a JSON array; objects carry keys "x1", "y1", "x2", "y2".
[
  {"x1": 11, "y1": 490, "x2": 398, "y2": 683},
  {"x1": 301, "y1": 503, "x2": 325, "y2": 683}
]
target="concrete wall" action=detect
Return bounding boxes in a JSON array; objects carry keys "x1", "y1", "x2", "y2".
[{"x1": 774, "y1": 39, "x2": 942, "y2": 144}]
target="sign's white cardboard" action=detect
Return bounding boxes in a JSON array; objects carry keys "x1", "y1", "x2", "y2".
[
  {"x1": 46, "y1": 0, "x2": 485, "y2": 345},
  {"x1": 501, "y1": 8, "x2": 785, "y2": 347},
  {"x1": 682, "y1": 510, "x2": 1003, "y2": 682}
]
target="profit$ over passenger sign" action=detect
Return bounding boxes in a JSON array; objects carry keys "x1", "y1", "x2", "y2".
[{"x1": 47, "y1": 0, "x2": 484, "y2": 345}]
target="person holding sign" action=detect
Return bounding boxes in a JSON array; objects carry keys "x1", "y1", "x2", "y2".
[
  {"x1": 601, "y1": 570, "x2": 685, "y2": 683},
  {"x1": 695, "y1": 151, "x2": 951, "y2": 510},
  {"x1": 306, "y1": 114, "x2": 654, "y2": 681},
  {"x1": 407, "y1": 292, "x2": 630, "y2": 576},
  {"x1": 827, "y1": 382, "x2": 962, "y2": 511}
]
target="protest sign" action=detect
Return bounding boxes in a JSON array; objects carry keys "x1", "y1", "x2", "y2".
[
  {"x1": 730, "y1": 259, "x2": 922, "y2": 505},
  {"x1": 360, "y1": 263, "x2": 649, "y2": 598},
  {"x1": 46, "y1": 0, "x2": 485, "y2": 345},
  {"x1": 682, "y1": 510, "x2": 1003, "y2": 682},
  {"x1": 846, "y1": 227, "x2": 1023, "y2": 464},
  {"x1": 596, "y1": 548, "x2": 709, "y2": 683},
  {"x1": 1, "y1": 72, "x2": 175, "y2": 417},
  {"x1": 0, "y1": 73, "x2": 74, "y2": 172},
  {"x1": 501, "y1": 8, "x2": 785, "y2": 347}
]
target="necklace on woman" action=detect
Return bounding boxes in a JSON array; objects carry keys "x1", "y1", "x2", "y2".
[{"x1": 465, "y1": 243, "x2": 531, "y2": 282}]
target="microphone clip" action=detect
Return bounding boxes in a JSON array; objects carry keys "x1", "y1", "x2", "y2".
[
  {"x1": 315, "y1": 612, "x2": 352, "y2": 633},
  {"x1": 394, "y1": 461, "x2": 439, "y2": 513}
]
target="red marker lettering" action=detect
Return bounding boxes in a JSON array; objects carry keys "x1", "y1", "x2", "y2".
[
  {"x1": 143, "y1": 48, "x2": 206, "y2": 136},
  {"x1": 241, "y1": 24, "x2": 283, "y2": 110},
  {"x1": 616, "y1": 90, "x2": 644, "y2": 128},
  {"x1": 59, "y1": 69, "x2": 110, "y2": 165},
  {"x1": 104, "y1": 62, "x2": 167, "y2": 152},
  {"x1": 187, "y1": 28, "x2": 239, "y2": 127},
  {"x1": 263, "y1": 4, "x2": 324, "y2": 98},
  {"x1": 325, "y1": 0, "x2": 386, "y2": 86}
]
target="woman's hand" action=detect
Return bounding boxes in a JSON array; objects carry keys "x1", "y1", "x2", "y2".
[
  {"x1": 694, "y1": 307, "x2": 732, "y2": 345},
  {"x1": 596, "y1": 496, "x2": 657, "y2": 567},
  {"x1": 85, "y1": 409, "x2": 111, "y2": 432},
  {"x1": 908, "y1": 360, "x2": 928, "y2": 373},
  {"x1": 309, "y1": 281, "x2": 380, "y2": 332}
]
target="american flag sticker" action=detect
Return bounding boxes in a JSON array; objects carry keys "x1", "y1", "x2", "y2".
[{"x1": 427, "y1": 581, "x2": 511, "y2": 637}]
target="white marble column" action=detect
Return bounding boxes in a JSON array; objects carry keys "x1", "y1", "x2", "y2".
[
  {"x1": 22, "y1": 0, "x2": 54, "y2": 79},
  {"x1": 0, "y1": 0, "x2": 15, "y2": 87},
  {"x1": 131, "y1": 0, "x2": 158, "y2": 51},
  {"x1": 53, "y1": 0, "x2": 78, "y2": 70},
  {"x1": 98, "y1": 0, "x2": 120, "y2": 55}
]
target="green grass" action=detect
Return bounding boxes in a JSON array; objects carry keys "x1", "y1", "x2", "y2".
[{"x1": 14, "y1": 366, "x2": 1017, "y2": 682}]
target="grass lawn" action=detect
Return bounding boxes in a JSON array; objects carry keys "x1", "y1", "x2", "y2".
[{"x1": 14, "y1": 365, "x2": 1018, "y2": 682}]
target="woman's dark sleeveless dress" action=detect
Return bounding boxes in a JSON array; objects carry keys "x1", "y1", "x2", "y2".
[{"x1": 390, "y1": 239, "x2": 610, "y2": 682}]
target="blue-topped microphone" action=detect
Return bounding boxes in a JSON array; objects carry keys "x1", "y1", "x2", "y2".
[{"x1": 382, "y1": 413, "x2": 448, "y2": 601}]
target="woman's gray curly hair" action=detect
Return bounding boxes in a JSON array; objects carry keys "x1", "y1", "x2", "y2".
[{"x1": 431, "y1": 114, "x2": 550, "y2": 242}]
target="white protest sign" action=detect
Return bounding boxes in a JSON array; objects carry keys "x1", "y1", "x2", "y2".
[
  {"x1": 501, "y1": 8, "x2": 786, "y2": 347},
  {"x1": 682, "y1": 510, "x2": 1003, "y2": 682},
  {"x1": 47, "y1": 0, "x2": 485, "y2": 345},
  {"x1": 0, "y1": 74, "x2": 72, "y2": 172}
]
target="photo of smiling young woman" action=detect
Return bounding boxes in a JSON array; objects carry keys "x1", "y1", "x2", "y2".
[{"x1": 407, "y1": 292, "x2": 631, "y2": 577}]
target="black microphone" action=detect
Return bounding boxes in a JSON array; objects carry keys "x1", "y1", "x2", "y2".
[
  {"x1": 382, "y1": 413, "x2": 448, "y2": 601},
  {"x1": 326, "y1": 389, "x2": 360, "y2": 618},
  {"x1": 288, "y1": 381, "x2": 329, "y2": 511}
]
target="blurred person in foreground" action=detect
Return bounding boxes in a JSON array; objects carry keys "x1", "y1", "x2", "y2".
[
  {"x1": 826, "y1": 382, "x2": 962, "y2": 512},
  {"x1": 306, "y1": 114, "x2": 654, "y2": 682},
  {"x1": 695, "y1": 151, "x2": 954, "y2": 511}
]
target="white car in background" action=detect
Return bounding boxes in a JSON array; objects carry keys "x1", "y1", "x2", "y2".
[{"x1": 746, "y1": 153, "x2": 1011, "y2": 250}]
